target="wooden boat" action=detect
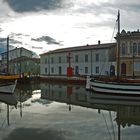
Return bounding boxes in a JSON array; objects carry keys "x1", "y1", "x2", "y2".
[
  {"x1": 0, "y1": 80, "x2": 17, "y2": 94},
  {"x1": 0, "y1": 91, "x2": 17, "y2": 105},
  {"x1": 86, "y1": 11, "x2": 140, "y2": 96}
]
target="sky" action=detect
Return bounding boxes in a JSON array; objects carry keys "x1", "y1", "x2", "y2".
[{"x1": 0, "y1": 0, "x2": 140, "y2": 55}]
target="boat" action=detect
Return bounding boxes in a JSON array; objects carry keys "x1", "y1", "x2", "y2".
[
  {"x1": 0, "y1": 91, "x2": 18, "y2": 125},
  {"x1": 0, "y1": 80, "x2": 17, "y2": 94},
  {"x1": 86, "y1": 11, "x2": 140, "y2": 96},
  {"x1": 0, "y1": 90, "x2": 17, "y2": 106}
]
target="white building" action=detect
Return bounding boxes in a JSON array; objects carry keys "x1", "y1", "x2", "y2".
[{"x1": 40, "y1": 42, "x2": 116, "y2": 76}]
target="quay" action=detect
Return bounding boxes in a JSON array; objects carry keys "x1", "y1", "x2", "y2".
[
  {"x1": 40, "y1": 75, "x2": 86, "y2": 85},
  {"x1": 0, "y1": 75, "x2": 86, "y2": 85}
]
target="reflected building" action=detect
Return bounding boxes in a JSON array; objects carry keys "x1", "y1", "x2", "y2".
[
  {"x1": 41, "y1": 82, "x2": 88, "y2": 108},
  {"x1": 40, "y1": 82, "x2": 140, "y2": 130}
]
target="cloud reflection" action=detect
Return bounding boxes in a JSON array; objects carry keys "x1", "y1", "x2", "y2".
[{"x1": 4, "y1": 127, "x2": 72, "y2": 140}]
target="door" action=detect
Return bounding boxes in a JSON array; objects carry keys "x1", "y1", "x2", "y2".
[
  {"x1": 121, "y1": 63, "x2": 126, "y2": 76},
  {"x1": 75, "y1": 66, "x2": 79, "y2": 75},
  {"x1": 110, "y1": 65, "x2": 115, "y2": 76}
]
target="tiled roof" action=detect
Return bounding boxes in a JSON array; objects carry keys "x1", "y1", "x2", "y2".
[{"x1": 40, "y1": 42, "x2": 116, "y2": 56}]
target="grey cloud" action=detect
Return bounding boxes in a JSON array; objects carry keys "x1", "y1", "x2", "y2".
[
  {"x1": 31, "y1": 35, "x2": 62, "y2": 45},
  {"x1": 71, "y1": 1, "x2": 140, "y2": 30},
  {"x1": 9, "y1": 38, "x2": 22, "y2": 45},
  {"x1": 0, "y1": 28, "x2": 3, "y2": 32},
  {"x1": 0, "y1": 37, "x2": 17, "y2": 53},
  {"x1": 14, "y1": 33, "x2": 30, "y2": 37},
  {"x1": 72, "y1": 1, "x2": 140, "y2": 17},
  {"x1": 72, "y1": 2, "x2": 115, "y2": 16},
  {"x1": 0, "y1": 38, "x2": 7, "y2": 53},
  {"x1": 4, "y1": 0, "x2": 73, "y2": 13},
  {"x1": 0, "y1": 37, "x2": 6, "y2": 42}
]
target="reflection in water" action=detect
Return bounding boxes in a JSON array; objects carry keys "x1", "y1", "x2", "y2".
[
  {"x1": 0, "y1": 82, "x2": 140, "y2": 139},
  {"x1": 0, "y1": 92, "x2": 17, "y2": 126},
  {"x1": 40, "y1": 82, "x2": 140, "y2": 140},
  {"x1": 0, "y1": 82, "x2": 41, "y2": 126}
]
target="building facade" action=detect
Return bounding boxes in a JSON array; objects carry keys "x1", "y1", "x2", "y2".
[
  {"x1": 1, "y1": 47, "x2": 40, "y2": 75},
  {"x1": 40, "y1": 42, "x2": 116, "y2": 76},
  {"x1": 119, "y1": 30, "x2": 140, "y2": 77},
  {"x1": 9, "y1": 57, "x2": 40, "y2": 76}
]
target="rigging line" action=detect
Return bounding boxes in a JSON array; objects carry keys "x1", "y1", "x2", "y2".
[
  {"x1": 102, "y1": 111, "x2": 113, "y2": 140},
  {"x1": 110, "y1": 20, "x2": 117, "y2": 42},
  {"x1": 98, "y1": 20, "x2": 117, "y2": 78},
  {"x1": 98, "y1": 52, "x2": 110, "y2": 79},
  {"x1": 0, "y1": 105, "x2": 15, "y2": 129},
  {"x1": 109, "y1": 111, "x2": 116, "y2": 140}
]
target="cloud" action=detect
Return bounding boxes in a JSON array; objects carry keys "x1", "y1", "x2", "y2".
[
  {"x1": 0, "y1": 36, "x2": 21, "y2": 53},
  {"x1": 9, "y1": 38, "x2": 22, "y2": 45},
  {"x1": 4, "y1": 0, "x2": 73, "y2": 13},
  {"x1": 31, "y1": 35, "x2": 62, "y2": 45}
]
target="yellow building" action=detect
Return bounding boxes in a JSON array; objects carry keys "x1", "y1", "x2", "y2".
[{"x1": 119, "y1": 29, "x2": 140, "y2": 77}]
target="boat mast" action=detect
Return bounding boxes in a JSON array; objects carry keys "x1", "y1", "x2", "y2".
[
  {"x1": 7, "y1": 36, "x2": 9, "y2": 74},
  {"x1": 117, "y1": 10, "x2": 120, "y2": 80}
]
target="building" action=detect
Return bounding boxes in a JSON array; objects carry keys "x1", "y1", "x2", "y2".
[
  {"x1": 119, "y1": 30, "x2": 140, "y2": 77},
  {"x1": 40, "y1": 42, "x2": 116, "y2": 76},
  {"x1": 9, "y1": 56, "x2": 40, "y2": 76},
  {"x1": 1, "y1": 47, "x2": 40, "y2": 75}
]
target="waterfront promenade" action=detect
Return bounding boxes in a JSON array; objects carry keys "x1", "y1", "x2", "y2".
[{"x1": 40, "y1": 75, "x2": 86, "y2": 85}]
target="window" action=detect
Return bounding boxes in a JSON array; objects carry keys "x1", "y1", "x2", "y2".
[
  {"x1": 45, "y1": 68, "x2": 47, "y2": 73},
  {"x1": 58, "y1": 66, "x2": 62, "y2": 75},
  {"x1": 121, "y1": 43, "x2": 126, "y2": 56},
  {"x1": 75, "y1": 55, "x2": 78, "y2": 63},
  {"x1": 85, "y1": 54, "x2": 88, "y2": 62},
  {"x1": 51, "y1": 67, "x2": 54, "y2": 73},
  {"x1": 96, "y1": 66, "x2": 99, "y2": 74},
  {"x1": 85, "y1": 67, "x2": 88, "y2": 74},
  {"x1": 95, "y1": 54, "x2": 99, "y2": 62},
  {"x1": 51, "y1": 57, "x2": 54, "y2": 63},
  {"x1": 133, "y1": 43, "x2": 137, "y2": 55},
  {"x1": 45, "y1": 58, "x2": 47, "y2": 64},
  {"x1": 138, "y1": 43, "x2": 140, "y2": 55},
  {"x1": 75, "y1": 66, "x2": 79, "y2": 75},
  {"x1": 59, "y1": 57, "x2": 61, "y2": 63}
]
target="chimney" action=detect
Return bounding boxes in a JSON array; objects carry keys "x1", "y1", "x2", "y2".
[{"x1": 98, "y1": 40, "x2": 101, "y2": 45}]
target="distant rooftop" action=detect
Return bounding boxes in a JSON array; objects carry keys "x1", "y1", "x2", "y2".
[
  {"x1": 40, "y1": 42, "x2": 116, "y2": 56},
  {"x1": 120, "y1": 29, "x2": 140, "y2": 37}
]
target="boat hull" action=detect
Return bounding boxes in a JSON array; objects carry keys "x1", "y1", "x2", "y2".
[
  {"x1": 88, "y1": 80, "x2": 140, "y2": 95},
  {"x1": 0, "y1": 80, "x2": 17, "y2": 94}
]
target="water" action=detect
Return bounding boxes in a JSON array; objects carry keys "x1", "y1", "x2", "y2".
[{"x1": 0, "y1": 81, "x2": 140, "y2": 140}]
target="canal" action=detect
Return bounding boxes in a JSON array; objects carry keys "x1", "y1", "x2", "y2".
[{"x1": 0, "y1": 81, "x2": 140, "y2": 140}]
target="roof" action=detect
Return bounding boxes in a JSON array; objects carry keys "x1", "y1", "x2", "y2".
[
  {"x1": 1, "y1": 47, "x2": 32, "y2": 55},
  {"x1": 40, "y1": 42, "x2": 116, "y2": 56},
  {"x1": 118, "y1": 29, "x2": 140, "y2": 39}
]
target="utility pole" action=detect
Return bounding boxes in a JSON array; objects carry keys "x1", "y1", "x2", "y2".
[
  {"x1": 7, "y1": 36, "x2": 9, "y2": 74},
  {"x1": 67, "y1": 52, "x2": 72, "y2": 67},
  {"x1": 117, "y1": 10, "x2": 120, "y2": 80},
  {"x1": 20, "y1": 48, "x2": 22, "y2": 75}
]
